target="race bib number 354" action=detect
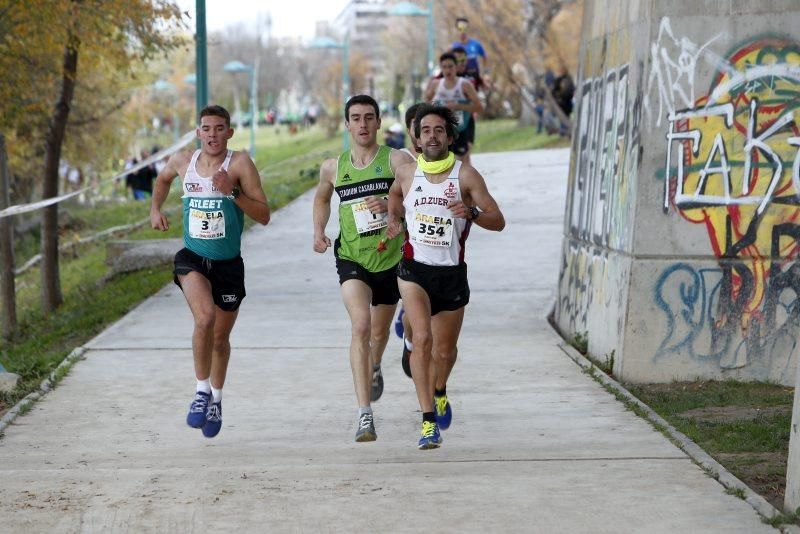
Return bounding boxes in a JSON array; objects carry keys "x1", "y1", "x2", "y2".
[
  {"x1": 410, "y1": 211, "x2": 454, "y2": 247},
  {"x1": 351, "y1": 200, "x2": 388, "y2": 234},
  {"x1": 189, "y1": 208, "x2": 226, "y2": 239}
]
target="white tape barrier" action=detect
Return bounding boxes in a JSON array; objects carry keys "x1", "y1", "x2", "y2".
[{"x1": 0, "y1": 130, "x2": 196, "y2": 220}]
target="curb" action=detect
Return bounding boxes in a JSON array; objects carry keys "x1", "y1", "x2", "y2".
[
  {"x1": 556, "y1": 340, "x2": 800, "y2": 533},
  {"x1": 0, "y1": 346, "x2": 87, "y2": 436}
]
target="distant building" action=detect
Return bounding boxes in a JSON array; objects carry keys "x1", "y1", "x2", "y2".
[{"x1": 331, "y1": 0, "x2": 389, "y2": 100}]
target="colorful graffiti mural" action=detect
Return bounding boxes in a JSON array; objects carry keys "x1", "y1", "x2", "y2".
[
  {"x1": 557, "y1": 29, "x2": 642, "y2": 352},
  {"x1": 659, "y1": 33, "x2": 800, "y2": 377}
]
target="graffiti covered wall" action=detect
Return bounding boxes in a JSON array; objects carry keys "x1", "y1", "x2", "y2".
[{"x1": 556, "y1": 0, "x2": 800, "y2": 384}]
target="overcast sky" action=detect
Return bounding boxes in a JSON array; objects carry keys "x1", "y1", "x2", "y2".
[{"x1": 176, "y1": 0, "x2": 350, "y2": 40}]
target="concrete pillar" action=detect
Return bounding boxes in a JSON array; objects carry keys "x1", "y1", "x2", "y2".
[{"x1": 555, "y1": 0, "x2": 800, "y2": 385}]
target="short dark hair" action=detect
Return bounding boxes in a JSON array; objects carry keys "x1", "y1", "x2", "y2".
[
  {"x1": 404, "y1": 102, "x2": 423, "y2": 130},
  {"x1": 199, "y1": 105, "x2": 230, "y2": 128},
  {"x1": 456, "y1": 17, "x2": 468, "y2": 25},
  {"x1": 414, "y1": 103, "x2": 458, "y2": 140},
  {"x1": 439, "y1": 52, "x2": 457, "y2": 65},
  {"x1": 344, "y1": 94, "x2": 380, "y2": 121},
  {"x1": 450, "y1": 45, "x2": 466, "y2": 55}
]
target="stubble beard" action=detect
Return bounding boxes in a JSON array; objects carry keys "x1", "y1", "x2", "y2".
[{"x1": 422, "y1": 143, "x2": 449, "y2": 161}]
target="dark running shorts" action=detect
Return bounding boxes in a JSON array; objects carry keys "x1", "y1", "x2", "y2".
[
  {"x1": 336, "y1": 257, "x2": 401, "y2": 306},
  {"x1": 173, "y1": 247, "x2": 246, "y2": 312},
  {"x1": 465, "y1": 115, "x2": 475, "y2": 144},
  {"x1": 449, "y1": 127, "x2": 470, "y2": 156},
  {"x1": 396, "y1": 259, "x2": 470, "y2": 315}
]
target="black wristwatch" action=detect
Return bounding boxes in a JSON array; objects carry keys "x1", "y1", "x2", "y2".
[
  {"x1": 468, "y1": 206, "x2": 480, "y2": 221},
  {"x1": 226, "y1": 186, "x2": 240, "y2": 200}
]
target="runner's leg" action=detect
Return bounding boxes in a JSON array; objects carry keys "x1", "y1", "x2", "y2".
[
  {"x1": 398, "y1": 279, "x2": 434, "y2": 413},
  {"x1": 341, "y1": 279, "x2": 374, "y2": 408},
  {"x1": 178, "y1": 272, "x2": 215, "y2": 381}
]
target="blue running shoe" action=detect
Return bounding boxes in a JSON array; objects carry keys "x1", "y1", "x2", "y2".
[
  {"x1": 202, "y1": 401, "x2": 222, "y2": 438},
  {"x1": 434, "y1": 394, "x2": 452, "y2": 430},
  {"x1": 186, "y1": 391, "x2": 211, "y2": 428},
  {"x1": 394, "y1": 308, "x2": 405, "y2": 339},
  {"x1": 418, "y1": 420, "x2": 442, "y2": 450}
]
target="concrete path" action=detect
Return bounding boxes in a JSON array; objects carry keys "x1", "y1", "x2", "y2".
[{"x1": 0, "y1": 149, "x2": 775, "y2": 532}]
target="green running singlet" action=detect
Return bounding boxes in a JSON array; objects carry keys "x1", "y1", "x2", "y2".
[{"x1": 334, "y1": 145, "x2": 402, "y2": 272}]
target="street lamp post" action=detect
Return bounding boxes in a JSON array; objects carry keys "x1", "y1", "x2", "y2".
[
  {"x1": 223, "y1": 60, "x2": 257, "y2": 159},
  {"x1": 387, "y1": 1, "x2": 435, "y2": 76},
  {"x1": 195, "y1": 0, "x2": 209, "y2": 115},
  {"x1": 310, "y1": 36, "x2": 351, "y2": 150}
]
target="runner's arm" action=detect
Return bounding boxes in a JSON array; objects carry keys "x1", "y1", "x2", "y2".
[
  {"x1": 423, "y1": 78, "x2": 438, "y2": 101},
  {"x1": 460, "y1": 82, "x2": 483, "y2": 113},
  {"x1": 225, "y1": 151, "x2": 270, "y2": 225},
  {"x1": 313, "y1": 158, "x2": 336, "y2": 252},
  {"x1": 385, "y1": 163, "x2": 410, "y2": 240},
  {"x1": 149, "y1": 152, "x2": 181, "y2": 231},
  {"x1": 455, "y1": 166, "x2": 505, "y2": 231},
  {"x1": 366, "y1": 149, "x2": 415, "y2": 214}
]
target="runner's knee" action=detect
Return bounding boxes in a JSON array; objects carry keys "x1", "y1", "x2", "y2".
[
  {"x1": 351, "y1": 320, "x2": 371, "y2": 342},
  {"x1": 195, "y1": 310, "x2": 215, "y2": 332}
]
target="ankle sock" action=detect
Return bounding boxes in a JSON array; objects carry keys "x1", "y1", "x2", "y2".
[
  {"x1": 196, "y1": 379, "x2": 211, "y2": 394},
  {"x1": 211, "y1": 386, "x2": 222, "y2": 403},
  {"x1": 434, "y1": 386, "x2": 446, "y2": 398},
  {"x1": 359, "y1": 406, "x2": 372, "y2": 417},
  {"x1": 422, "y1": 411, "x2": 435, "y2": 423}
]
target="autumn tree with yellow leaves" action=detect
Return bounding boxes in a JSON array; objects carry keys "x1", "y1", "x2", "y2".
[{"x1": 0, "y1": 0, "x2": 184, "y2": 313}]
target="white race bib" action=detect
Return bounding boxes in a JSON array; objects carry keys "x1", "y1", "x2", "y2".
[
  {"x1": 189, "y1": 208, "x2": 226, "y2": 239},
  {"x1": 410, "y1": 211, "x2": 454, "y2": 247},
  {"x1": 351, "y1": 200, "x2": 388, "y2": 234}
]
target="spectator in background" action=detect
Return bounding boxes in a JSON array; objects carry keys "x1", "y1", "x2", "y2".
[
  {"x1": 132, "y1": 150, "x2": 157, "y2": 200},
  {"x1": 384, "y1": 123, "x2": 406, "y2": 150},
  {"x1": 124, "y1": 157, "x2": 138, "y2": 199},
  {"x1": 552, "y1": 72, "x2": 575, "y2": 117}
]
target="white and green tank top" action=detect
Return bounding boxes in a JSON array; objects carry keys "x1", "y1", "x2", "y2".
[{"x1": 181, "y1": 149, "x2": 244, "y2": 260}]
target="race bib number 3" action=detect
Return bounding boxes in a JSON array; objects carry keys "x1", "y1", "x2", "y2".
[
  {"x1": 189, "y1": 208, "x2": 226, "y2": 239},
  {"x1": 351, "y1": 200, "x2": 388, "y2": 234},
  {"x1": 410, "y1": 211, "x2": 454, "y2": 247}
]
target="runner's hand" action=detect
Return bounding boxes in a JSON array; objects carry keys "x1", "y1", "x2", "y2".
[
  {"x1": 448, "y1": 200, "x2": 468, "y2": 219},
  {"x1": 314, "y1": 234, "x2": 331, "y2": 253},
  {"x1": 365, "y1": 196, "x2": 387, "y2": 214},
  {"x1": 150, "y1": 210, "x2": 169, "y2": 231},
  {"x1": 385, "y1": 219, "x2": 403, "y2": 240},
  {"x1": 212, "y1": 169, "x2": 234, "y2": 195}
]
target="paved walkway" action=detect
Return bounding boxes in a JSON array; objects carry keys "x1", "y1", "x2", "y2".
[{"x1": 0, "y1": 149, "x2": 775, "y2": 532}]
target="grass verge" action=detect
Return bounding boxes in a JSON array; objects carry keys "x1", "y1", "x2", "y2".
[
  {"x1": 626, "y1": 380, "x2": 795, "y2": 518},
  {"x1": 561, "y1": 326, "x2": 797, "y2": 525}
]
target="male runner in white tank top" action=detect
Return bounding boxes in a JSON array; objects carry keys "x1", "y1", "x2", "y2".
[
  {"x1": 424, "y1": 52, "x2": 482, "y2": 167},
  {"x1": 150, "y1": 105, "x2": 270, "y2": 438},
  {"x1": 386, "y1": 103, "x2": 505, "y2": 450}
]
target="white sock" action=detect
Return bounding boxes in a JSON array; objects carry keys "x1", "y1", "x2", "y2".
[
  {"x1": 404, "y1": 337, "x2": 413, "y2": 351},
  {"x1": 359, "y1": 406, "x2": 372, "y2": 417},
  {"x1": 196, "y1": 379, "x2": 211, "y2": 394},
  {"x1": 211, "y1": 386, "x2": 223, "y2": 404}
]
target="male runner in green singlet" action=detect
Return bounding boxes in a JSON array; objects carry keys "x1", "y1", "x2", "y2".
[
  {"x1": 150, "y1": 105, "x2": 270, "y2": 438},
  {"x1": 313, "y1": 95, "x2": 414, "y2": 442}
]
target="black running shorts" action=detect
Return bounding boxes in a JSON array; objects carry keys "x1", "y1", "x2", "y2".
[
  {"x1": 449, "y1": 127, "x2": 470, "y2": 156},
  {"x1": 173, "y1": 247, "x2": 246, "y2": 312},
  {"x1": 396, "y1": 259, "x2": 470, "y2": 315},
  {"x1": 336, "y1": 257, "x2": 401, "y2": 306}
]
